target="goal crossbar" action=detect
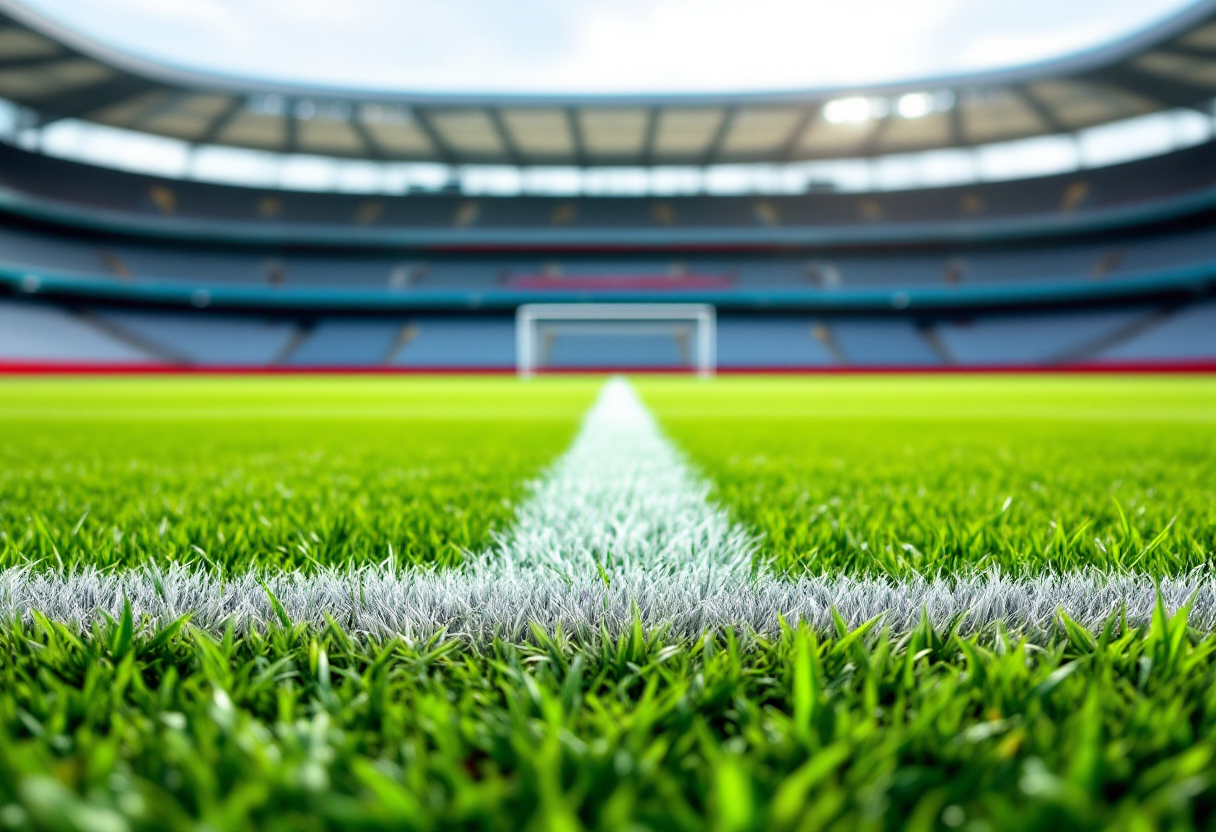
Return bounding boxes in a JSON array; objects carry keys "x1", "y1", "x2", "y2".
[{"x1": 516, "y1": 303, "x2": 716, "y2": 377}]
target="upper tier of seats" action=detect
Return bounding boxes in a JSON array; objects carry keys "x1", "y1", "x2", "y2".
[
  {"x1": 0, "y1": 217, "x2": 1210, "y2": 296},
  {"x1": 0, "y1": 141, "x2": 1213, "y2": 247}
]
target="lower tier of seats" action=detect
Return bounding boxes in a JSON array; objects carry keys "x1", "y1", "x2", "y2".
[{"x1": 2, "y1": 300, "x2": 1213, "y2": 370}]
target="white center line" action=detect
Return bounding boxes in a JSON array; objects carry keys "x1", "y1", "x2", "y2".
[{"x1": 478, "y1": 376, "x2": 756, "y2": 579}]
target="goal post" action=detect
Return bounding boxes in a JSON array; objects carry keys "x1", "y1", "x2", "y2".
[{"x1": 516, "y1": 303, "x2": 716, "y2": 377}]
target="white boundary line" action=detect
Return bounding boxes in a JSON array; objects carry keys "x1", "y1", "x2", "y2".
[
  {"x1": 4, "y1": 565, "x2": 1215, "y2": 641},
  {"x1": 477, "y1": 377, "x2": 754, "y2": 578}
]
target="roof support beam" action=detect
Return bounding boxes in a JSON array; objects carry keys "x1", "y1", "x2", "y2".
[
  {"x1": 780, "y1": 105, "x2": 819, "y2": 161},
  {"x1": 859, "y1": 114, "x2": 893, "y2": 156},
  {"x1": 0, "y1": 53, "x2": 72, "y2": 71},
  {"x1": 194, "y1": 96, "x2": 244, "y2": 146},
  {"x1": 283, "y1": 101, "x2": 299, "y2": 154},
  {"x1": 701, "y1": 106, "x2": 737, "y2": 166},
  {"x1": 1160, "y1": 44, "x2": 1216, "y2": 60},
  {"x1": 949, "y1": 98, "x2": 966, "y2": 147},
  {"x1": 349, "y1": 116, "x2": 385, "y2": 160},
  {"x1": 1088, "y1": 66, "x2": 1216, "y2": 113},
  {"x1": 566, "y1": 107, "x2": 587, "y2": 167},
  {"x1": 127, "y1": 90, "x2": 189, "y2": 131},
  {"x1": 33, "y1": 75, "x2": 155, "y2": 123},
  {"x1": 487, "y1": 108, "x2": 523, "y2": 165},
  {"x1": 1014, "y1": 84, "x2": 1069, "y2": 134},
  {"x1": 409, "y1": 108, "x2": 457, "y2": 165},
  {"x1": 641, "y1": 107, "x2": 659, "y2": 165}
]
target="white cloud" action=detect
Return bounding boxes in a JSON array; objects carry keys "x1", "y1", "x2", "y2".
[
  {"x1": 953, "y1": 0, "x2": 1199, "y2": 73},
  {"x1": 66, "y1": 0, "x2": 252, "y2": 49}
]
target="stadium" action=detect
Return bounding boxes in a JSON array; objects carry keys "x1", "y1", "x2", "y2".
[{"x1": 0, "y1": 0, "x2": 1214, "y2": 828}]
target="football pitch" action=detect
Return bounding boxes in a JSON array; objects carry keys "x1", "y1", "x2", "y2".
[{"x1": 1, "y1": 374, "x2": 1214, "y2": 831}]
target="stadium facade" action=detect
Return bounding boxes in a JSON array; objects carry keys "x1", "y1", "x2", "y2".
[{"x1": 0, "y1": 0, "x2": 1214, "y2": 372}]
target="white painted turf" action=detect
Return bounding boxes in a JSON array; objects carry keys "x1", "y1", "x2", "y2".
[{"x1": 2, "y1": 378, "x2": 1212, "y2": 640}]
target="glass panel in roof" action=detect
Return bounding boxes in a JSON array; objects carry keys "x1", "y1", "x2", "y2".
[
  {"x1": 219, "y1": 110, "x2": 285, "y2": 150},
  {"x1": 430, "y1": 110, "x2": 505, "y2": 156},
  {"x1": 0, "y1": 27, "x2": 60, "y2": 58},
  {"x1": 142, "y1": 94, "x2": 230, "y2": 139},
  {"x1": 0, "y1": 59, "x2": 111, "y2": 98},
  {"x1": 960, "y1": 89, "x2": 1042, "y2": 143},
  {"x1": 299, "y1": 119, "x2": 363, "y2": 155},
  {"x1": 578, "y1": 110, "x2": 648, "y2": 156},
  {"x1": 501, "y1": 109, "x2": 573, "y2": 157},
  {"x1": 881, "y1": 111, "x2": 954, "y2": 152},
  {"x1": 1180, "y1": 20, "x2": 1216, "y2": 47},
  {"x1": 1135, "y1": 52, "x2": 1216, "y2": 84},
  {"x1": 362, "y1": 121, "x2": 434, "y2": 156},
  {"x1": 719, "y1": 108, "x2": 803, "y2": 156},
  {"x1": 653, "y1": 109, "x2": 725, "y2": 157}
]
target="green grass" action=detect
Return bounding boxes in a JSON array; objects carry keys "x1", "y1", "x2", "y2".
[
  {"x1": 640, "y1": 376, "x2": 1216, "y2": 577},
  {"x1": 3, "y1": 606, "x2": 1216, "y2": 831},
  {"x1": 3, "y1": 374, "x2": 1216, "y2": 831},
  {"x1": 0, "y1": 377, "x2": 597, "y2": 571}
]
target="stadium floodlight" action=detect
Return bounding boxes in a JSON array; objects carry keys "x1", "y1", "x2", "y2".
[
  {"x1": 824, "y1": 97, "x2": 889, "y2": 124},
  {"x1": 516, "y1": 303, "x2": 716, "y2": 378},
  {"x1": 897, "y1": 92, "x2": 933, "y2": 119}
]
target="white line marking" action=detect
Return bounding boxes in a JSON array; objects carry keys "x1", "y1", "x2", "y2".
[
  {"x1": 478, "y1": 377, "x2": 755, "y2": 579},
  {"x1": 4, "y1": 565, "x2": 1215, "y2": 640}
]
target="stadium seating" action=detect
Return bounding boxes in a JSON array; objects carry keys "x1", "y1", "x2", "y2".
[
  {"x1": 1097, "y1": 303, "x2": 1216, "y2": 362},
  {"x1": 94, "y1": 310, "x2": 300, "y2": 365},
  {"x1": 0, "y1": 222, "x2": 1211, "y2": 295},
  {"x1": 390, "y1": 318, "x2": 516, "y2": 369},
  {"x1": 716, "y1": 318, "x2": 836, "y2": 368},
  {"x1": 544, "y1": 334, "x2": 686, "y2": 369},
  {"x1": 934, "y1": 310, "x2": 1151, "y2": 365},
  {"x1": 0, "y1": 133, "x2": 1212, "y2": 372},
  {"x1": 0, "y1": 300, "x2": 153, "y2": 363},
  {"x1": 2, "y1": 300, "x2": 1214, "y2": 369},
  {"x1": 0, "y1": 141, "x2": 1212, "y2": 237},
  {"x1": 829, "y1": 320, "x2": 942, "y2": 366},
  {"x1": 285, "y1": 320, "x2": 408, "y2": 366}
]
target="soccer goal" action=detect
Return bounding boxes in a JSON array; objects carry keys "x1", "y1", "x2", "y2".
[{"x1": 516, "y1": 303, "x2": 716, "y2": 377}]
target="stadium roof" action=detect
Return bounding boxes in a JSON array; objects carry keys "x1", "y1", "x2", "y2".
[{"x1": 0, "y1": 0, "x2": 1214, "y2": 167}]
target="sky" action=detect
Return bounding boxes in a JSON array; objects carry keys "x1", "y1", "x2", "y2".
[{"x1": 17, "y1": 0, "x2": 1203, "y2": 96}]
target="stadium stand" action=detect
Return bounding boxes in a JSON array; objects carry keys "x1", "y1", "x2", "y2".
[
  {"x1": 390, "y1": 319, "x2": 516, "y2": 369},
  {"x1": 1098, "y1": 303, "x2": 1216, "y2": 363},
  {"x1": 934, "y1": 310, "x2": 1153, "y2": 366},
  {"x1": 0, "y1": 218, "x2": 1211, "y2": 293},
  {"x1": 93, "y1": 310, "x2": 301, "y2": 365},
  {"x1": 285, "y1": 320, "x2": 408, "y2": 367},
  {"x1": 830, "y1": 320, "x2": 942, "y2": 367},
  {"x1": 716, "y1": 318, "x2": 837, "y2": 368},
  {"x1": 0, "y1": 142, "x2": 1213, "y2": 243},
  {"x1": 0, "y1": 300, "x2": 153, "y2": 363},
  {"x1": 0, "y1": 0, "x2": 1213, "y2": 371}
]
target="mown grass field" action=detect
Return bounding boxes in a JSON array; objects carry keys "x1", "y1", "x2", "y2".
[
  {"x1": 0, "y1": 378, "x2": 597, "y2": 571},
  {"x1": 641, "y1": 376, "x2": 1216, "y2": 577},
  {"x1": 2, "y1": 374, "x2": 1215, "y2": 832}
]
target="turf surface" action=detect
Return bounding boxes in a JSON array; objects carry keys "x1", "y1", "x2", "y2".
[
  {"x1": 0, "y1": 378, "x2": 597, "y2": 571},
  {"x1": 641, "y1": 376, "x2": 1216, "y2": 577},
  {"x1": 3, "y1": 374, "x2": 1216, "y2": 832},
  {"x1": 4, "y1": 607, "x2": 1216, "y2": 832}
]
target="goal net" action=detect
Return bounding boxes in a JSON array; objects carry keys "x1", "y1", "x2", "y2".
[{"x1": 516, "y1": 303, "x2": 716, "y2": 377}]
